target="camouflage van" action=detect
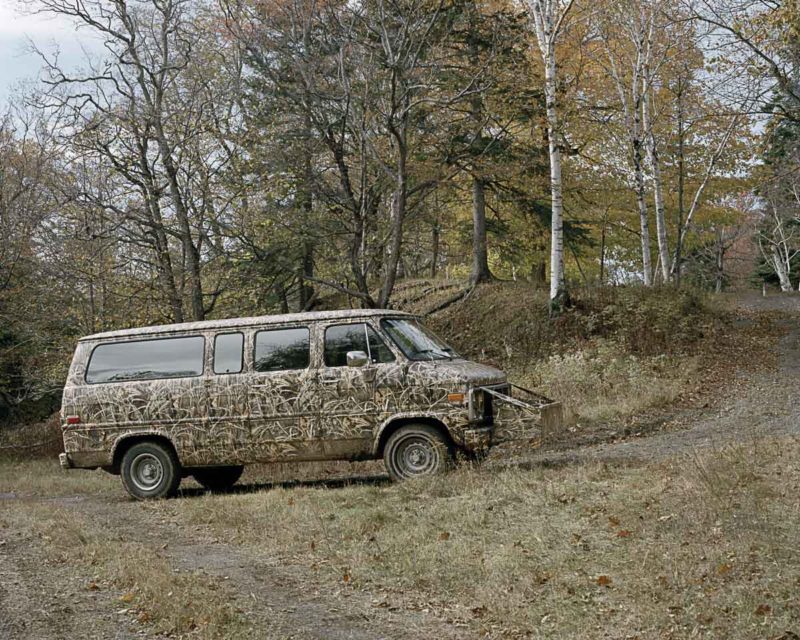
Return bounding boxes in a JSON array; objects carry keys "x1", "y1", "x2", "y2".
[{"x1": 60, "y1": 309, "x2": 560, "y2": 499}]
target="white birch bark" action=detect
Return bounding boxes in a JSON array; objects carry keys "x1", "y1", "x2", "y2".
[
  {"x1": 642, "y1": 71, "x2": 669, "y2": 283},
  {"x1": 527, "y1": 0, "x2": 575, "y2": 305},
  {"x1": 758, "y1": 203, "x2": 798, "y2": 292},
  {"x1": 602, "y1": 4, "x2": 654, "y2": 286},
  {"x1": 771, "y1": 244, "x2": 793, "y2": 292}
]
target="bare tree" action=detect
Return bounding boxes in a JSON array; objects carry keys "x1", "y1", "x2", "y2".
[{"x1": 33, "y1": 0, "x2": 237, "y2": 321}]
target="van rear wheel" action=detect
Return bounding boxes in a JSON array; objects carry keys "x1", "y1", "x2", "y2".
[
  {"x1": 384, "y1": 424, "x2": 452, "y2": 482},
  {"x1": 192, "y1": 465, "x2": 244, "y2": 492},
  {"x1": 120, "y1": 441, "x2": 181, "y2": 500}
]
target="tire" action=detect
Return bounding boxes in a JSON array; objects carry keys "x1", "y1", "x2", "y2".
[
  {"x1": 120, "y1": 441, "x2": 181, "y2": 500},
  {"x1": 191, "y1": 465, "x2": 244, "y2": 492},
  {"x1": 383, "y1": 424, "x2": 453, "y2": 482}
]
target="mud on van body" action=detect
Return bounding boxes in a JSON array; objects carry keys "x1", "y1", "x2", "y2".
[{"x1": 60, "y1": 309, "x2": 560, "y2": 499}]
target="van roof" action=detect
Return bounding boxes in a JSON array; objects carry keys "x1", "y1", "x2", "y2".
[{"x1": 79, "y1": 308, "x2": 415, "y2": 342}]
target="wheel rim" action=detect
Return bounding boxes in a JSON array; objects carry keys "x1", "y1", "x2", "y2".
[
  {"x1": 130, "y1": 453, "x2": 164, "y2": 492},
  {"x1": 394, "y1": 435, "x2": 440, "y2": 478}
]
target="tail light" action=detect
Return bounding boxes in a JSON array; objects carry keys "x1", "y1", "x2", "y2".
[{"x1": 65, "y1": 415, "x2": 81, "y2": 426}]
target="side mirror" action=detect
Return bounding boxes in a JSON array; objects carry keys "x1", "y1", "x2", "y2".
[{"x1": 346, "y1": 350, "x2": 369, "y2": 367}]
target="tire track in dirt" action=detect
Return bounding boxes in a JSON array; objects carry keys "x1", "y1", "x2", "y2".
[
  {"x1": 46, "y1": 493, "x2": 473, "y2": 640},
  {"x1": 0, "y1": 526, "x2": 146, "y2": 640}
]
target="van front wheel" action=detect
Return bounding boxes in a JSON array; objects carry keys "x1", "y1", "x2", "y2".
[
  {"x1": 384, "y1": 424, "x2": 453, "y2": 482},
  {"x1": 120, "y1": 441, "x2": 181, "y2": 500},
  {"x1": 192, "y1": 466, "x2": 244, "y2": 492}
]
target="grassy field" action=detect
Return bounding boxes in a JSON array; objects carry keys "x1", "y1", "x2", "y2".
[
  {"x1": 2, "y1": 436, "x2": 799, "y2": 639},
  {"x1": 0, "y1": 287, "x2": 794, "y2": 638}
]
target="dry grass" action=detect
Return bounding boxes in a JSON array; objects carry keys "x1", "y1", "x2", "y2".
[
  {"x1": 2, "y1": 499, "x2": 249, "y2": 638},
  {"x1": 162, "y1": 437, "x2": 800, "y2": 639},
  {"x1": 427, "y1": 283, "x2": 728, "y2": 424},
  {"x1": 0, "y1": 458, "x2": 116, "y2": 496},
  {"x1": 1, "y1": 437, "x2": 798, "y2": 638},
  {"x1": 0, "y1": 415, "x2": 64, "y2": 458},
  {"x1": 527, "y1": 345, "x2": 698, "y2": 423}
]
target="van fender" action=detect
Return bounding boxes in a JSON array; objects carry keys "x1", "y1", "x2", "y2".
[
  {"x1": 110, "y1": 428, "x2": 179, "y2": 466},
  {"x1": 372, "y1": 412, "x2": 455, "y2": 456}
]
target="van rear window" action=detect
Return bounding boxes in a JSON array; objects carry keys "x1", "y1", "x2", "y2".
[{"x1": 86, "y1": 336, "x2": 205, "y2": 384}]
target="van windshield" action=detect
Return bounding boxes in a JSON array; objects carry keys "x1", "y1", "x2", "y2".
[{"x1": 381, "y1": 318, "x2": 458, "y2": 361}]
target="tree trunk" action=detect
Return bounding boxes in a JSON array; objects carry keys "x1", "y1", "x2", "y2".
[
  {"x1": 467, "y1": 4, "x2": 493, "y2": 287},
  {"x1": 632, "y1": 128, "x2": 652, "y2": 286},
  {"x1": 772, "y1": 244, "x2": 793, "y2": 292},
  {"x1": 544, "y1": 50, "x2": 566, "y2": 306},
  {"x1": 298, "y1": 241, "x2": 315, "y2": 310},
  {"x1": 643, "y1": 88, "x2": 669, "y2": 283},
  {"x1": 674, "y1": 79, "x2": 685, "y2": 287},
  {"x1": 715, "y1": 228, "x2": 724, "y2": 293},
  {"x1": 430, "y1": 218, "x2": 439, "y2": 278},
  {"x1": 470, "y1": 177, "x2": 493, "y2": 284},
  {"x1": 599, "y1": 209, "x2": 607, "y2": 286},
  {"x1": 378, "y1": 143, "x2": 407, "y2": 308}
]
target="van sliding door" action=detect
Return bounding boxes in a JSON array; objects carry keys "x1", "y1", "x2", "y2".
[{"x1": 248, "y1": 326, "x2": 319, "y2": 461}]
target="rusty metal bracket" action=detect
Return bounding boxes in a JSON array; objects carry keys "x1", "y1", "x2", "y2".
[{"x1": 479, "y1": 384, "x2": 563, "y2": 444}]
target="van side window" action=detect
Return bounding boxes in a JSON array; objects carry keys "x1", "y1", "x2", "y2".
[
  {"x1": 86, "y1": 336, "x2": 204, "y2": 384},
  {"x1": 324, "y1": 323, "x2": 395, "y2": 367},
  {"x1": 214, "y1": 333, "x2": 243, "y2": 374},
  {"x1": 254, "y1": 327, "x2": 310, "y2": 372}
]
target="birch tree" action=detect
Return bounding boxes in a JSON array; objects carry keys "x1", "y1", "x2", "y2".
[
  {"x1": 599, "y1": 0, "x2": 671, "y2": 285},
  {"x1": 526, "y1": 0, "x2": 576, "y2": 308}
]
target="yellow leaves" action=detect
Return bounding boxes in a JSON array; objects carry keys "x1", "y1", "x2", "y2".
[{"x1": 118, "y1": 591, "x2": 135, "y2": 603}]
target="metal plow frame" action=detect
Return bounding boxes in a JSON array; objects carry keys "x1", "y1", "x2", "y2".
[{"x1": 481, "y1": 384, "x2": 563, "y2": 445}]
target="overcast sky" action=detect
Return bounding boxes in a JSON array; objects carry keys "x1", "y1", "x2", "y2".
[{"x1": 0, "y1": 1, "x2": 104, "y2": 104}]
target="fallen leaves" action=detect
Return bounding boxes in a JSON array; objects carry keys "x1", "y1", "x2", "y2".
[
  {"x1": 596, "y1": 575, "x2": 613, "y2": 587},
  {"x1": 438, "y1": 531, "x2": 450, "y2": 541}
]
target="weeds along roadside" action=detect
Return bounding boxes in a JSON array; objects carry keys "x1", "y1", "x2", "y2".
[
  {"x1": 1, "y1": 435, "x2": 798, "y2": 638},
  {"x1": 164, "y1": 436, "x2": 798, "y2": 639}
]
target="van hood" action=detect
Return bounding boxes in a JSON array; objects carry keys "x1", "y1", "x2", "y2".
[{"x1": 407, "y1": 358, "x2": 506, "y2": 387}]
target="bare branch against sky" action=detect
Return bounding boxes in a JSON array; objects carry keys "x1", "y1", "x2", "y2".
[{"x1": 0, "y1": 1, "x2": 104, "y2": 102}]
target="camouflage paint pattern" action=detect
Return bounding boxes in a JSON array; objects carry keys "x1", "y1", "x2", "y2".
[{"x1": 61, "y1": 309, "x2": 559, "y2": 470}]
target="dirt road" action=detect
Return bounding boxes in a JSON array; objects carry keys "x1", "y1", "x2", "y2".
[
  {"x1": 528, "y1": 292, "x2": 800, "y2": 467},
  {"x1": 1, "y1": 293, "x2": 798, "y2": 639}
]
